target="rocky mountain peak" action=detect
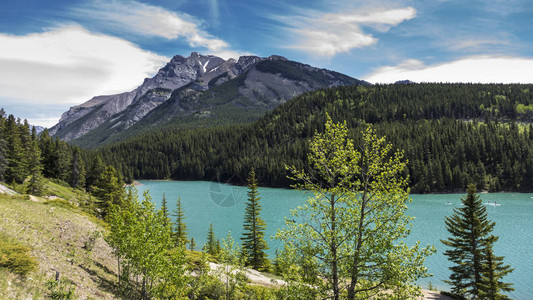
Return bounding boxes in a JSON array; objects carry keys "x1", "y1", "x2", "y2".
[
  {"x1": 50, "y1": 53, "x2": 363, "y2": 145},
  {"x1": 267, "y1": 55, "x2": 288, "y2": 61}
]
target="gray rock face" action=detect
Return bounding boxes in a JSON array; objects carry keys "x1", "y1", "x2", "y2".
[
  {"x1": 50, "y1": 52, "x2": 228, "y2": 140},
  {"x1": 50, "y1": 52, "x2": 365, "y2": 145}
]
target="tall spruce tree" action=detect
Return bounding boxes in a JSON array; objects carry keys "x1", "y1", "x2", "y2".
[
  {"x1": 479, "y1": 236, "x2": 514, "y2": 299},
  {"x1": 0, "y1": 129, "x2": 6, "y2": 181},
  {"x1": 189, "y1": 237, "x2": 196, "y2": 251},
  {"x1": 93, "y1": 165, "x2": 125, "y2": 218},
  {"x1": 441, "y1": 184, "x2": 513, "y2": 299},
  {"x1": 27, "y1": 138, "x2": 44, "y2": 195},
  {"x1": 203, "y1": 224, "x2": 218, "y2": 256},
  {"x1": 172, "y1": 197, "x2": 188, "y2": 247},
  {"x1": 160, "y1": 193, "x2": 171, "y2": 227},
  {"x1": 4, "y1": 115, "x2": 27, "y2": 183},
  {"x1": 86, "y1": 155, "x2": 105, "y2": 192},
  {"x1": 241, "y1": 168, "x2": 269, "y2": 271},
  {"x1": 69, "y1": 147, "x2": 85, "y2": 188}
]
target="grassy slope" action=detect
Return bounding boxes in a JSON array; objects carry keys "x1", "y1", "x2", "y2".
[{"x1": 0, "y1": 181, "x2": 117, "y2": 299}]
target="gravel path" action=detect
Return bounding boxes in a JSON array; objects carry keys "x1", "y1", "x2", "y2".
[{"x1": 209, "y1": 262, "x2": 454, "y2": 299}]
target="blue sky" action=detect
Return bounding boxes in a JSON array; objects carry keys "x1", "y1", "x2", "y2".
[{"x1": 1, "y1": 0, "x2": 533, "y2": 127}]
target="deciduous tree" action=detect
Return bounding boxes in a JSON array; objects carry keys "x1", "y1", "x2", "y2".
[
  {"x1": 107, "y1": 190, "x2": 189, "y2": 299},
  {"x1": 277, "y1": 116, "x2": 433, "y2": 300}
]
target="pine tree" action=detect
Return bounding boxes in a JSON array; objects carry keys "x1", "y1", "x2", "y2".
[
  {"x1": 92, "y1": 166, "x2": 125, "y2": 218},
  {"x1": 172, "y1": 197, "x2": 188, "y2": 247},
  {"x1": 69, "y1": 147, "x2": 85, "y2": 188},
  {"x1": 160, "y1": 193, "x2": 171, "y2": 227},
  {"x1": 4, "y1": 115, "x2": 27, "y2": 183},
  {"x1": 203, "y1": 224, "x2": 218, "y2": 256},
  {"x1": 189, "y1": 237, "x2": 196, "y2": 251},
  {"x1": 240, "y1": 168, "x2": 269, "y2": 271},
  {"x1": 26, "y1": 138, "x2": 44, "y2": 195},
  {"x1": 478, "y1": 236, "x2": 514, "y2": 299},
  {"x1": 39, "y1": 129, "x2": 56, "y2": 178},
  {"x1": 86, "y1": 155, "x2": 105, "y2": 192},
  {"x1": 0, "y1": 131, "x2": 6, "y2": 181},
  {"x1": 53, "y1": 139, "x2": 71, "y2": 181},
  {"x1": 441, "y1": 184, "x2": 512, "y2": 299}
]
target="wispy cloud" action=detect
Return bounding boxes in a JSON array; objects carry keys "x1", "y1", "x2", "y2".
[
  {"x1": 364, "y1": 55, "x2": 533, "y2": 83},
  {"x1": 277, "y1": 6, "x2": 416, "y2": 57},
  {"x1": 69, "y1": 0, "x2": 228, "y2": 52},
  {"x1": 445, "y1": 38, "x2": 511, "y2": 52},
  {"x1": 0, "y1": 25, "x2": 169, "y2": 105}
]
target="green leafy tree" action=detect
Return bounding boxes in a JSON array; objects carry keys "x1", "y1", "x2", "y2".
[
  {"x1": 442, "y1": 184, "x2": 514, "y2": 299},
  {"x1": 172, "y1": 196, "x2": 188, "y2": 247},
  {"x1": 107, "y1": 189, "x2": 189, "y2": 299},
  {"x1": 277, "y1": 116, "x2": 434, "y2": 300},
  {"x1": 241, "y1": 168, "x2": 269, "y2": 271},
  {"x1": 219, "y1": 232, "x2": 247, "y2": 299}
]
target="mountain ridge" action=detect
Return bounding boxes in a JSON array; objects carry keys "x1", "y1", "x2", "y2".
[{"x1": 50, "y1": 53, "x2": 366, "y2": 148}]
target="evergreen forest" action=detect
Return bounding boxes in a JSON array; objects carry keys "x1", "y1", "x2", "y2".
[
  {"x1": 94, "y1": 83, "x2": 533, "y2": 193},
  {"x1": 0, "y1": 109, "x2": 123, "y2": 216}
]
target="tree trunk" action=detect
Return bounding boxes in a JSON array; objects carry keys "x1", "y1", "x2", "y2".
[
  {"x1": 347, "y1": 187, "x2": 368, "y2": 300},
  {"x1": 330, "y1": 194, "x2": 340, "y2": 300}
]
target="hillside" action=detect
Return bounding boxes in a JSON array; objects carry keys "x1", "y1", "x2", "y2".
[
  {"x1": 0, "y1": 181, "x2": 117, "y2": 299},
  {"x1": 95, "y1": 83, "x2": 533, "y2": 192},
  {"x1": 50, "y1": 53, "x2": 365, "y2": 149}
]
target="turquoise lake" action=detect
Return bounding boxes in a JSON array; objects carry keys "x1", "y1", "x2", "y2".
[{"x1": 135, "y1": 180, "x2": 533, "y2": 299}]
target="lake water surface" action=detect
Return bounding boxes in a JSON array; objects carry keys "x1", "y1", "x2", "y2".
[{"x1": 135, "y1": 180, "x2": 533, "y2": 299}]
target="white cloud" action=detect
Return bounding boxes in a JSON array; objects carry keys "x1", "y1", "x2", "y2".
[
  {"x1": 441, "y1": 37, "x2": 513, "y2": 54},
  {"x1": 70, "y1": 0, "x2": 228, "y2": 51},
  {"x1": 280, "y1": 6, "x2": 416, "y2": 57},
  {"x1": 0, "y1": 25, "x2": 169, "y2": 104},
  {"x1": 364, "y1": 55, "x2": 533, "y2": 83}
]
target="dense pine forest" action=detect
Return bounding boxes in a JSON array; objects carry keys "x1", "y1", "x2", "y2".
[
  {"x1": 95, "y1": 83, "x2": 533, "y2": 193},
  {"x1": 0, "y1": 109, "x2": 123, "y2": 215}
]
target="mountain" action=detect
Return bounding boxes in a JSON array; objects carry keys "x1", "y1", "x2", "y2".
[
  {"x1": 394, "y1": 80, "x2": 415, "y2": 84},
  {"x1": 50, "y1": 53, "x2": 366, "y2": 148}
]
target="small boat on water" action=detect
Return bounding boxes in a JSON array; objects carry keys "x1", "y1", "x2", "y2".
[
  {"x1": 445, "y1": 201, "x2": 453, "y2": 205},
  {"x1": 485, "y1": 200, "x2": 501, "y2": 207}
]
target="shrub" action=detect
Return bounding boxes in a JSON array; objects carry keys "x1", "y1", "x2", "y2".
[
  {"x1": 46, "y1": 277, "x2": 76, "y2": 300},
  {"x1": 0, "y1": 234, "x2": 38, "y2": 276}
]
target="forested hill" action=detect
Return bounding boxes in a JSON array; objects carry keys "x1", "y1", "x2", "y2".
[{"x1": 96, "y1": 83, "x2": 533, "y2": 193}]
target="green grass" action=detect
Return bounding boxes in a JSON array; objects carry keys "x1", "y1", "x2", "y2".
[{"x1": 0, "y1": 185, "x2": 117, "y2": 299}]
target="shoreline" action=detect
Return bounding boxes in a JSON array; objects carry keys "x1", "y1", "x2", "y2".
[{"x1": 132, "y1": 179, "x2": 533, "y2": 195}]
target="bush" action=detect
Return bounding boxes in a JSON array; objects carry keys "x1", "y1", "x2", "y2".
[
  {"x1": 46, "y1": 277, "x2": 76, "y2": 300},
  {"x1": 43, "y1": 198, "x2": 76, "y2": 210},
  {"x1": 0, "y1": 234, "x2": 38, "y2": 276}
]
